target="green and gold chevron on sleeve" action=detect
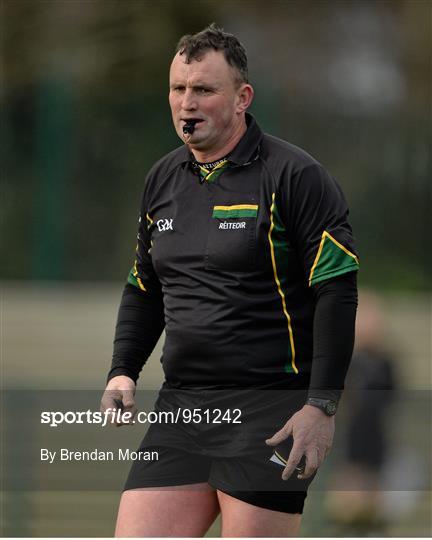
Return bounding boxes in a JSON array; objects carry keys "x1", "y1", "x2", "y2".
[
  {"x1": 309, "y1": 231, "x2": 359, "y2": 286},
  {"x1": 213, "y1": 204, "x2": 258, "y2": 219},
  {"x1": 127, "y1": 261, "x2": 146, "y2": 291}
]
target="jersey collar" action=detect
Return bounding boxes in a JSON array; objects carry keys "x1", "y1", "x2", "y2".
[
  {"x1": 175, "y1": 112, "x2": 263, "y2": 168},
  {"x1": 227, "y1": 112, "x2": 263, "y2": 166}
]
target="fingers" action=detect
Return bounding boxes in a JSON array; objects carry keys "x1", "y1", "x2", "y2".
[
  {"x1": 265, "y1": 421, "x2": 293, "y2": 447},
  {"x1": 283, "y1": 445, "x2": 320, "y2": 481},
  {"x1": 101, "y1": 376, "x2": 136, "y2": 411},
  {"x1": 100, "y1": 389, "x2": 122, "y2": 413},
  {"x1": 100, "y1": 389, "x2": 137, "y2": 427},
  {"x1": 273, "y1": 406, "x2": 334, "y2": 481},
  {"x1": 113, "y1": 395, "x2": 137, "y2": 427},
  {"x1": 121, "y1": 390, "x2": 136, "y2": 410},
  {"x1": 297, "y1": 447, "x2": 319, "y2": 479},
  {"x1": 120, "y1": 393, "x2": 138, "y2": 425},
  {"x1": 282, "y1": 439, "x2": 303, "y2": 480}
]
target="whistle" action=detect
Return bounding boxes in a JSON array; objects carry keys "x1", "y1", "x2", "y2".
[{"x1": 183, "y1": 120, "x2": 198, "y2": 135}]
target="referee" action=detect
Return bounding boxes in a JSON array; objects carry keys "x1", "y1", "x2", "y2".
[{"x1": 101, "y1": 23, "x2": 359, "y2": 537}]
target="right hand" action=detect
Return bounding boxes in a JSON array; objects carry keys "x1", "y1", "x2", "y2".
[{"x1": 100, "y1": 375, "x2": 137, "y2": 427}]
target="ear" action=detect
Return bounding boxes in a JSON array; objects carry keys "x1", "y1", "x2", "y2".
[{"x1": 236, "y1": 84, "x2": 254, "y2": 114}]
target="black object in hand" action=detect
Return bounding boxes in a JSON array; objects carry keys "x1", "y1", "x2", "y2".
[
  {"x1": 113, "y1": 398, "x2": 124, "y2": 411},
  {"x1": 273, "y1": 436, "x2": 307, "y2": 473}
]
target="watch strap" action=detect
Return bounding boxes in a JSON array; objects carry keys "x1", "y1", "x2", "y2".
[{"x1": 306, "y1": 397, "x2": 338, "y2": 416}]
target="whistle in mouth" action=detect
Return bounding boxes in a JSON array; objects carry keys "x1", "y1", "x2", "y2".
[{"x1": 183, "y1": 120, "x2": 197, "y2": 135}]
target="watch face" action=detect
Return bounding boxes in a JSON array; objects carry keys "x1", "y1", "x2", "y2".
[{"x1": 325, "y1": 401, "x2": 337, "y2": 415}]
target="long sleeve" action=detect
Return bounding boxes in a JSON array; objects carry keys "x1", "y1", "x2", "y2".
[
  {"x1": 107, "y1": 184, "x2": 165, "y2": 384},
  {"x1": 107, "y1": 283, "x2": 165, "y2": 383},
  {"x1": 280, "y1": 162, "x2": 359, "y2": 400},
  {"x1": 307, "y1": 271, "x2": 358, "y2": 401}
]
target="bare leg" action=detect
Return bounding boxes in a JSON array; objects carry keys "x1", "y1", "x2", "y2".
[
  {"x1": 115, "y1": 483, "x2": 219, "y2": 537},
  {"x1": 218, "y1": 490, "x2": 302, "y2": 538}
]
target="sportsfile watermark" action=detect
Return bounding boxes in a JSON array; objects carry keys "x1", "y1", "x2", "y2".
[
  {"x1": 41, "y1": 407, "x2": 242, "y2": 427},
  {"x1": 3, "y1": 389, "x2": 431, "y2": 492}
]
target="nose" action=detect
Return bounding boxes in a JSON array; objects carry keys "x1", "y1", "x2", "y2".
[{"x1": 181, "y1": 88, "x2": 198, "y2": 111}]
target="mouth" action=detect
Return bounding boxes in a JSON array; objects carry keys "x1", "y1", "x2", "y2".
[
  {"x1": 181, "y1": 118, "x2": 204, "y2": 130},
  {"x1": 181, "y1": 118, "x2": 204, "y2": 124},
  {"x1": 182, "y1": 118, "x2": 204, "y2": 136}
]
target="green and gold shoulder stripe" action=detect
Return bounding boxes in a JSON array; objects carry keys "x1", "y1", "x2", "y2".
[{"x1": 309, "y1": 231, "x2": 359, "y2": 286}]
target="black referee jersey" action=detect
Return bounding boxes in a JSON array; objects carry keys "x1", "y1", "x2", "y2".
[{"x1": 109, "y1": 113, "x2": 359, "y2": 389}]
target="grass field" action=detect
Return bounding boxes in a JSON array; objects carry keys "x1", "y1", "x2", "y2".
[{"x1": 2, "y1": 282, "x2": 431, "y2": 536}]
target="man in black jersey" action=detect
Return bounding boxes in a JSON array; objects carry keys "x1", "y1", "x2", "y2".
[{"x1": 101, "y1": 23, "x2": 359, "y2": 537}]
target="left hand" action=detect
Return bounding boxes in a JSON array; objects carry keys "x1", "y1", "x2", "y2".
[{"x1": 265, "y1": 404, "x2": 335, "y2": 480}]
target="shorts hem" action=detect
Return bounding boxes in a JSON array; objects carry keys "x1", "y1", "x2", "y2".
[
  {"x1": 124, "y1": 476, "x2": 210, "y2": 491},
  {"x1": 209, "y1": 479, "x2": 306, "y2": 514}
]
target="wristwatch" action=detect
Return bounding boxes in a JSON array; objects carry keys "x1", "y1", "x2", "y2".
[{"x1": 306, "y1": 397, "x2": 338, "y2": 416}]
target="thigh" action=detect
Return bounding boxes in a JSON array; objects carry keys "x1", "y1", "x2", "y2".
[
  {"x1": 217, "y1": 490, "x2": 301, "y2": 538},
  {"x1": 116, "y1": 484, "x2": 219, "y2": 537},
  {"x1": 209, "y1": 443, "x2": 312, "y2": 537},
  {"x1": 116, "y1": 445, "x2": 219, "y2": 537}
]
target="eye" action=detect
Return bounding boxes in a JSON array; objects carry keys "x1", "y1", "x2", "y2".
[
  {"x1": 171, "y1": 85, "x2": 185, "y2": 93},
  {"x1": 196, "y1": 87, "x2": 212, "y2": 94}
]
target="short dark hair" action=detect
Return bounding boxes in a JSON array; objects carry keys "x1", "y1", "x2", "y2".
[{"x1": 175, "y1": 23, "x2": 248, "y2": 85}]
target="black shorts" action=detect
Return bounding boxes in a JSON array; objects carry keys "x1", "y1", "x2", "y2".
[
  {"x1": 124, "y1": 384, "x2": 315, "y2": 514},
  {"x1": 124, "y1": 442, "x2": 312, "y2": 514}
]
